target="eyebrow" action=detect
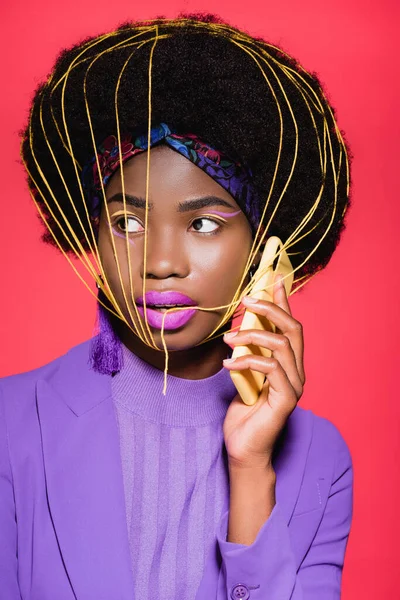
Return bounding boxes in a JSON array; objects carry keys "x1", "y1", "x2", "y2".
[{"x1": 106, "y1": 193, "x2": 236, "y2": 212}]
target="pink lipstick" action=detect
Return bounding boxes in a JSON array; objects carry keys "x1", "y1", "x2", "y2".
[{"x1": 135, "y1": 291, "x2": 198, "y2": 330}]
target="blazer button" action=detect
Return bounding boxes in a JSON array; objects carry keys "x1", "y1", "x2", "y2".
[{"x1": 230, "y1": 583, "x2": 250, "y2": 599}]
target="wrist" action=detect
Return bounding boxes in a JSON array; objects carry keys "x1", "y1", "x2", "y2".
[
  {"x1": 228, "y1": 456, "x2": 276, "y2": 477},
  {"x1": 228, "y1": 460, "x2": 276, "y2": 494},
  {"x1": 229, "y1": 465, "x2": 276, "y2": 504},
  {"x1": 227, "y1": 461, "x2": 276, "y2": 545}
]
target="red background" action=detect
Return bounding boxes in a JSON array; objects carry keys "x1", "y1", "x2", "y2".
[{"x1": 1, "y1": 0, "x2": 399, "y2": 597}]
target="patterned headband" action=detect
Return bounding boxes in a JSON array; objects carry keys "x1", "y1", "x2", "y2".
[{"x1": 82, "y1": 123, "x2": 261, "y2": 232}]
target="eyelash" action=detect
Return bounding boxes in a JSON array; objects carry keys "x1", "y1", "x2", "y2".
[{"x1": 113, "y1": 215, "x2": 225, "y2": 236}]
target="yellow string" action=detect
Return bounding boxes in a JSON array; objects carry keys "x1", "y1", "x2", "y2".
[
  {"x1": 143, "y1": 28, "x2": 160, "y2": 352},
  {"x1": 82, "y1": 34, "x2": 162, "y2": 330},
  {"x1": 115, "y1": 46, "x2": 156, "y2": 350}
]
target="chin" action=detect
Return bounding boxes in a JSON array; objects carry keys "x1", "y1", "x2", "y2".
[{"x1": 127, "y1": 312, "x2": 226, "y2": 352}]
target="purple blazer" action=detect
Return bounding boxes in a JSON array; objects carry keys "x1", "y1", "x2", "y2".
[{"x1": 0, "y1": 339, "x2": 353, "y2": 600}]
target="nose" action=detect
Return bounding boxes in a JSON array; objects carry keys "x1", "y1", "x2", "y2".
[{"x1": 140, "y1": 229, "x2": 189, "y2": 280}]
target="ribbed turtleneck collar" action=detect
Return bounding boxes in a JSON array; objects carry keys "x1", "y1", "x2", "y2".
[{"x1": 111, "y1": 343, "x2": 237, "y2": 427}]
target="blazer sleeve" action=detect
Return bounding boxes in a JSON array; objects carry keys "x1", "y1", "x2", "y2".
[
  {"x1": 196, "y1": 428, "x2": 353, "y2": 600},
  {"x1": 0, "y1": 384, "x2": 22, "y2": 599}
]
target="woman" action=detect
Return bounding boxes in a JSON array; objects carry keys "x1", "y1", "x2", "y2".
[{"x1": 0, "y1": 14, "x2": 353, "y2": 600}]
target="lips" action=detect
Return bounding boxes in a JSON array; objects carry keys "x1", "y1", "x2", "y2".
[
  {"x1": 136, "y1": 291, "x2": 197, "y2": 308},
  {"x1": 135, "y1": 291, "x2": 198, "y2": 331}
]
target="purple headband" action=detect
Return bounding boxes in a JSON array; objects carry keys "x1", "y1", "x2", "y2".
[{"x1": 82, "y1": 123, "x2": 261, "y2": 233}]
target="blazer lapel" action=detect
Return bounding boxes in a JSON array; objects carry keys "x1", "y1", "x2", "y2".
[{"x1": 36, "y1": 341, "x2": 135, "y2": 599}]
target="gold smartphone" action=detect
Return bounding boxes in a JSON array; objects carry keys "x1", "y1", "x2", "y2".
[{"x1": 229, "y1": 236, "x2": 294, "y2": 406}]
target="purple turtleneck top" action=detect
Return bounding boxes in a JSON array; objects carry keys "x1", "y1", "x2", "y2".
[{"x1": 111, "y1": 343, "x2": 237, "y2": 600}]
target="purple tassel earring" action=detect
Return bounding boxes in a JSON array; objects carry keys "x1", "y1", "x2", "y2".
[{"x1": 89, "y1": 284, "x2": 123, "y2": 375}]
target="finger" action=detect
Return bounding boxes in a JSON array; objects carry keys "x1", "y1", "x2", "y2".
[
  {"x1": 272, "y1": 274, "x2": 305, "y2": 382},
  {"x1": 241, "y1": 296, "x2": 305, "y2": 385},
  {"x1": 223, "y1": 329, "x2": 303, "y2": 397},
  {"x1": 223, "y1": 354, "x2": 301, "y2": 406},
  {"x1": 272, "y1": 272, "x2": 292, "y2": 317},
  {"x1": 241, "y1": 296, "x2": 295, "y2": 333}
]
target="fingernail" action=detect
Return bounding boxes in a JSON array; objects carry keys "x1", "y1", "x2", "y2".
[
  {"x1": 223, "y1": 331, "x2": 238, "y2": 339},
  {"x1": 223, "y1": 358, "x2": 236, "y2": 364},
  {"x1": 242, "y1": 296, "x2": 258, "y2": 303},
  {"x1": 275, "y1": 273, "x2": 284, "y2": 287}
]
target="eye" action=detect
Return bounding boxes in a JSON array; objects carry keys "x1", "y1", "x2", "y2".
[
  {"x1": 190, "y1": 217, "x2": 221, "y2": 234},
  {"x1": 115, "y1": 216, "x2": 143, "y2": 234}
]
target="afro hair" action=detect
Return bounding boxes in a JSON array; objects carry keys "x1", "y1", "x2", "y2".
[{"x1": 21, "y1": 12, "x2": 352, "y2": 292}]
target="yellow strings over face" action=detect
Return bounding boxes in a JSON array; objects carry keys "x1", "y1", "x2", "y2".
[{"x1": 20, "y1": 19, "x2": 350, "y2": 395}]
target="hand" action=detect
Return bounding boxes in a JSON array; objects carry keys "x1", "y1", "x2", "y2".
[{"x1": 222, "y1": 273, "x2": 306, "y2": 470}]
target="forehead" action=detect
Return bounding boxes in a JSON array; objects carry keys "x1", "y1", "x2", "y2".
[{"x1": 105, "y1": 145, "x2": 237, "y2": 204}]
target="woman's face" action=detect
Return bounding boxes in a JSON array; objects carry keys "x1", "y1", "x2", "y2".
[{"x1": 98, "y1": 145, "x2": 257, "y2": 353}]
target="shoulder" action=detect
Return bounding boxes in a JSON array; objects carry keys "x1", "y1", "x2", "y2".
[
  {"x1": 285, "y1": 404, "x2": 351, "y2": 460},
  {"x1": 274, "y1": 404, "x2": 353, "y2": 494},
  {"x1": 0, "y1": 338, "x2": 93, "y2": 412},
  {"x1": 305, "y1": 407, "x2": 353, "y2": 478}
]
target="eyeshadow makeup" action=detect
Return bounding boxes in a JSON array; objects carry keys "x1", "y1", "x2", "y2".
[{"x1": 204, "y1": 209, "x2": 242, "y2": 218}]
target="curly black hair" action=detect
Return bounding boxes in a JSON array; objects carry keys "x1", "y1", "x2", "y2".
[{"x1": 21, "y1": 12, "x2": 352, "y2": 292}]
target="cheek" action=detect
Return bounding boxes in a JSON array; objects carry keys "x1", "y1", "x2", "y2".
[
  {"x1": 98, "y1": 226, "x2": 138, "y2": 292},
  {"x1": 194, "y1": 239, "x2": 250, "y2": 295}
]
